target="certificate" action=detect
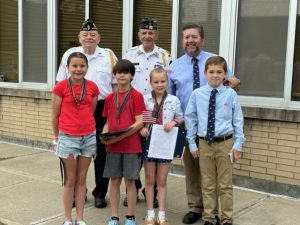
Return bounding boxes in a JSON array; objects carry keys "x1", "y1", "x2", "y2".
[{"x1": 147, "y1": 124, "x2": 178, "y2": 160}]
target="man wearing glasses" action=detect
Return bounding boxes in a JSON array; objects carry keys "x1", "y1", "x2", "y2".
[{"x1": 56, "y1": 19, "x2": 117, "y2": 210}]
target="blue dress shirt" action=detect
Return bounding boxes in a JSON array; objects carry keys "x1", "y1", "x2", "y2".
[
  {"x1": 184, "y1": 84, "x2": 245, "y2": 152},
  {"x1": 167, "y1": 51, "x2": 234, "y2": 113}
]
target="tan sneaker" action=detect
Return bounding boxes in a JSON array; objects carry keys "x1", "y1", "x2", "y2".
[
  {"x1": 157, "y1": 218, "x2": 170, "y2": 225},
  {"x1": 143, "y1": 216, "x2": 156, "y2": 225}
]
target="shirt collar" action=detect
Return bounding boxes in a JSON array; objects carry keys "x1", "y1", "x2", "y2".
[
  {"x1": 80, "y1": 46, "x2": 104, "y2": 58},
  {"x1": 206, "y1": 83, "x2": 226, "y2": 93},
  {"x1": 146, "y1": 93, "x2": 170, "y2": 102},
  {"x1": 137, "y1": 45, "x2": 159, "y2": 56},
  {"x1": 96, "y1": 46, "x2": 106, "y2": 57},
  {"x1": 185, "y1": 50, "x2": 203, "y2": 64}
]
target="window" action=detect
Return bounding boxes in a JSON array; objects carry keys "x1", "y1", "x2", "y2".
[
  {"x1": 132, "y1": 0, "x2": 172, "y2": 52},
  {"x1": 0, "y1": 0, "x2": 18, "y2": 82},
  {"x1": 58, "y1": 0, "x2": 85, "y2": 65},
  {"x1": 91, "y1": 0, "x2": 123, "y2": 59},
  {"x1": 177, "y1": 0, "x2": 222, "y2": 57},
  {"x1": 57, "y1": 0, "x2": 123, "y2": 62},
  {"x1": 0, "y1": 0, "x2": 48, "y2": 85},
  {"x1": 23, "y1": 0, "x2": 47, "y2": 83},
  {"x1": 235, "y1": 0, "x2": 289, "y2": 98},
  {"x1": 291, "y1": 1, "x2": 300, "y2": 101}
]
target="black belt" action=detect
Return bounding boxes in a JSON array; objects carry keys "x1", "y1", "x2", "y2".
[{"x1": 198, "y1": 134, "x2": 233, "y2": 143}]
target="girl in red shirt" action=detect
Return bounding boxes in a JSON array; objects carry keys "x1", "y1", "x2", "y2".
[{"x1": 52, "y1": 52, "x2": 99, "y2": 225}]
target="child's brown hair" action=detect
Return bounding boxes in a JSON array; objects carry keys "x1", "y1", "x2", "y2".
[{"x1": 205, "y1": 56, "x2": 228, "y2": 73}]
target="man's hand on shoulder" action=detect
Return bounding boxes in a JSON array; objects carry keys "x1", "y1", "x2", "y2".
[{"x1": 227, "y1": 77, "x2": 241, "y2": 91}]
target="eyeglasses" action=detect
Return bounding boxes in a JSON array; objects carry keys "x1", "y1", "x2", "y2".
[{"x1": 79, "y1": 32, "x2": 98, "y2": 38}]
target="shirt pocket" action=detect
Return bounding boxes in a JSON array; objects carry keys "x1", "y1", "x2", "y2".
[
  {"x1": 220, "y1": 102, "x2": 232, "y2": 119},
  {"x1": 134, "y1": 65, "x2": 142, "y2": 72},
  {"x1": 96, "y1": 66, "x2": 111, "y2": 75},
  {"x1": 163, "y1": 102, "x2": 176, "y2": 121},
  {"x1": 95, "y1": 66, "x2": 113, "y2": 83}
]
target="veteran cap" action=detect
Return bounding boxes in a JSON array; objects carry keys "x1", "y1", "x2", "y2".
[
  {"x1": 80, "y1": 19, "x2": 98, "y2": 31},
  {"x1": 140, "y1": 18, "x2": 158, "y2": 30}
]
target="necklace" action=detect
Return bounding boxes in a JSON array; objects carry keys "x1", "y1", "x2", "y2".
[
  {"x1": 151, "y1": 91, "x2": 168, "y2": 119},
  {"x1": 114, "y1": 87, "x2": 132, "y2": 124},
  {"x1": 67, "y1": 77, "x2": 86, "y2": 112}
]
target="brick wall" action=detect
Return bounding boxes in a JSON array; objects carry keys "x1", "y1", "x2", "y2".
[
  {"x1": 234, "y1": 119, "x2": 300, "y2": 186},
  {"x1": 171, "y1": 118, "x2": 300, "y2": 196},
  {"x1": 0, "y1": 95, "x2": 53, "y2": 147},
  {"x1": 1, "y1": 95, "x2": 300, "y2": 194}
]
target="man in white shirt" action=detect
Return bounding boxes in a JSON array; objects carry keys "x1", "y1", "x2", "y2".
[
  {"x1": 56, "y1": 19, "x2": 117, "y2": 209},
  {"x1": 124, "y1": 18, "x2": 172, "y2": 95},
  {"x1": 123, "y1": 18, "x2": 172, "y2": 208}
]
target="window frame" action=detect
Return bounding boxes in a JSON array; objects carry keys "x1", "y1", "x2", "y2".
[
  {"x1": 0, "y1": 0, "x2": 56, "y2": 90},
  {"x1": 0, "y1": 0, "x2": 299, "y2": 111},
  {"x1": 229, "y1": 0, "x2": 299, "y2": 109},
  {"x1": 0, "y1": 0, "x2": 91, "y2": 91},
  {"x1": 172, "y1": 0, "x2": 300, "y2": 110}
]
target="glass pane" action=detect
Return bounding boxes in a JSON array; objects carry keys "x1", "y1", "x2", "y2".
[
  {"x1": 58, "y1": 0, "x2": 85, "y2": 68},
  {"x1": 177, "y1": 0, "x2": 222, "y2": 57},
  {"x1": 91, "y1": 0, "x2": 122, "y2": 59},
  {"x1": 23, "y1": 0, "x2": 47, "y2": 83},
  {"x1": 235, "y1": 0, "x2": 289, "y2": 97},
  {"x1": 291, "y1": 1, "x2": 300, "y2": 101},
  {"x1": 0, "y1": 0, "x2": 18, "y2": 82},
  {"x1": 133, "y1": 0, "x2": 172, "y2": 52}
]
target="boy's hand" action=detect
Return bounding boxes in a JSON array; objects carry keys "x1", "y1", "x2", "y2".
[
  {"x1": 100, "y1": 135, "x2": 110, "y2": 144},
  {"x1": 164, "y1": 120, "x2": 177, "y2": 132},
  {"x1": 228, "y1": 149, "x2": 240, "y2": 162},
  {"x1": 191, "y1": 150, "x2": 200, "y2": 158},
  {"x1": 100, "y1": 135, "x2": 121, "y2": 145},
  {"x1": 140, "y1": 127, "x2": 149, "y2": 137}
]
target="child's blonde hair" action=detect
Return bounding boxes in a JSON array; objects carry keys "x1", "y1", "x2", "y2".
[{"x1": 149, "y1": 68, "x2": 167, "y2": 82}]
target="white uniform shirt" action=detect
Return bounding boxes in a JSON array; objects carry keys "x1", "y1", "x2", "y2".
[
  {"x1": 56, "y1": 46, "x2": 117, "y2": 100},
  {"x1": 143, "y1": 93, "x2": 183, "y2": 125},
  {"x1": 124, "y1": 45, "x2": 172, "y2": 95}
]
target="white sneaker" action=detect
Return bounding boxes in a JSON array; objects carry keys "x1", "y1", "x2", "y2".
[{"x1": 75, "y1": 220, "x2": 87, "y2": 225}]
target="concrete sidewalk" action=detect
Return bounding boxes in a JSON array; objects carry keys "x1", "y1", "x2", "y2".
[{"x1": 0, "y1": 142, "x2": 300, "y2": 225}]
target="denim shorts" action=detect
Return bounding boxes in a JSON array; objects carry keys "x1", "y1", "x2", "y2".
[{"x1": 55, "y1": 131, "x2": 97, "y2": 159}]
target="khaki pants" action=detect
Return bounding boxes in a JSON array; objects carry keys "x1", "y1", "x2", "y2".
[{"x1": 199, "y1": 138, "x2": 233, "y2": 224}]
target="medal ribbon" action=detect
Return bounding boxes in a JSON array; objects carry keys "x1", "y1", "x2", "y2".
[
  {"x1": 114, "y1": 87, "x2": 132, "y2": 120},
  {"x1": 67, "y1": 77, "x2": 86, "y2": 110},
  {"x1": 151, "y1": 90, "x2": 168, "y2": 119}
]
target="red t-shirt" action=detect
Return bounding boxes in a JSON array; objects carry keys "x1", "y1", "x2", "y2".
[
  {"x1": 103, "y1": 88, "x2": 146, "y2": 153},
  {"x1": 52, "y1": 79, "x2": 100, "y2": 136}
]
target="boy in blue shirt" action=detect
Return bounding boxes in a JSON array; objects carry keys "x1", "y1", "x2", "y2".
[{"x1": 185, "y1": 56, "x2": 245, "y2": 225}]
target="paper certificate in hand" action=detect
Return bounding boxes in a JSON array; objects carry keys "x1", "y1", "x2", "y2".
[{"x1": 147, "y1": 124, "x2": 179, "y2": 160}]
